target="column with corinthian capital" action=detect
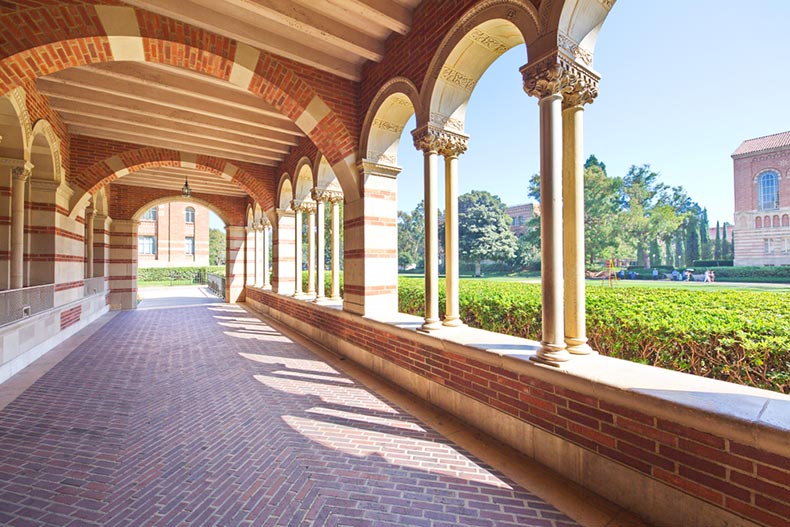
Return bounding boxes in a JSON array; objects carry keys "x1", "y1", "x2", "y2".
[
  {"x1": 10, "y1": 163, "x2": 32, "y2": 289},
  {"x1": 303, "y1": 201, "x2": 317, "y2": 297},
  {"x1": 412, "y1": 126, "x2": 442, "y2": 331},
  {"x1": 438, "y1": 130, "x2": 468, "y2": 327},
  {"x1": 562, "y1": 63, "x2": 599, "y2": 355},
  {"x1": 328, "y1": 192, "x2": 343, "y2": 300},
  {"x1": 291, "y1": 200, "x2": 305, "y2": 297},
  {"x1": 521, "y1": 53, "x2": 574, "y2": 363}
]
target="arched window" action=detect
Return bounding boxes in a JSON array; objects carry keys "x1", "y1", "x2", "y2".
[
  {"x1": 783, "y1": 214, "x2": 789, "y2": 227},
  {"x1": 185, "y1": 207, "x2": 195, "y2": 223},
  {"x1": 756, "y1": 217, "x2": 763, "y2": 228},
  {"x1": 757, "y1": 171, "x2": 779, "y2": 210},
  {"x1": 774, "y1": 215, "x2": 781, "y2": 228},
  {"x1": 764, "y1": 215, "x2": 771, "y2": 227}
]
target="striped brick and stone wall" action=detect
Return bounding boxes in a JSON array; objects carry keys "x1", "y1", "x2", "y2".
[{"x1": 246, "y1": 289, "x2": 790, "y2": 527}]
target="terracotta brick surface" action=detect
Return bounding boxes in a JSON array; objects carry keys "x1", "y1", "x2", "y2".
[
  {"x1": 0, "y1": 298, "x2": 579, "y2": 527},
  {"x1": 250, "y1": 290, "x2": 790, "y2": 527}
]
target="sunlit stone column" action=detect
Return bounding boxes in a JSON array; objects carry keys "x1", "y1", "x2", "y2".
[
  {"x1": 10, "y1": 163, "x2": 32, "y2": 290},
  {"x1": 412, "y1": 126, "x2": 442, "y2": 331},
  {"x1": 304, "y1": 201, "x2": 317, "y2": 297},
  {"x1": 522, "y1": 54, "x2": 573, "y2": 363},
  {"x1": 254, "y1": 222, "x2": 263, "y2": 287},
  {"x1": 291, "y1": 201, "x2": 304, "y2": 296},
  {"x1": 562, "y1": 68, "x2": 599, "y2": 355},
  {"x1": 312, "y1": 190, "x2": 327, "y2": 302},
  {"x1": 329, "y1": 193, "x2": 343, "y2": 300},
  {"x1": 246, "y1": 226, "x2": 256, "y2": 287},
  {"x1": 439, "y1": 132, "x2": 468, "y2": 328},
  {"x1": 261, "y1": 219, "x2": 271, "y2": 289},
  {"x1": 85, "y1": 204, "x2": 95, "y2": 279},
  {"x1": 273, "y1": 209, "x2": 295, "y2": 295}
]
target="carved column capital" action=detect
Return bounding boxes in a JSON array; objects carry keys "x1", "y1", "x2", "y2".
[
  {"x1": 11, "y1": 165, "x2": 32, "y2": 182},
  {"x1": 294, "y1": 201, "x2": 316, "y2": 214},
  {"x1": 412, "y1": 125, "x2": 469, "y2": 158},
  {"x1": 521, "y1": 51, "x2": 600, "y2": 104},
  {"x1": 312, "y1": 189, "x2": 344, "y2": 203}
]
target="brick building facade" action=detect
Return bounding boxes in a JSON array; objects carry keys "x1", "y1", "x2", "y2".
[
  {"x1": 506, "y1": 203, "x2": 539, "y2": 236},
  {"x1": 137, "y1": 202, "x2": 210, "y2": 268},
  {"x1": 732, "y1": 130, "x2": 790, "y2": 265}
]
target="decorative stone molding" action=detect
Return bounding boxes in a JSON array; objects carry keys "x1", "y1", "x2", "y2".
[
  {"x1": 521, "y1": 51, "x2": 600, "y2": 104},
  {"x1": 558, "y1": 32, "x2": 593, "y2": 67},
  {"x1": 292, "y1": 200, "x2": 316, "y2": 214},
  {"x1": 11, "y1": 165, "x2": 32, "y2": 182},
  {"x1": 411, "y1": 125, "x2": 469, "y2": 158},
  {"x1": 312, "y1": 189, "x2": 344, "y2": 203},
  {"x1": 430, "y1": 112, "x2": 464, "y2": 133}
]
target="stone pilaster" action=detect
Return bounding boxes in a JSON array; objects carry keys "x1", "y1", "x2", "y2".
[
  {"x1": 226, "y1": 225, "x2": 247, "y2": 302},
  {"x1": 272, "y1": 209, "x2": 295, "y2": 295},
  {"x1": 108, "y1": 219, "x2": 138, "y2": 310},
  {"x1": 10, "y1": 164, "x2": 32, "y2": 290},
  {"x1": 343, "y1": 160, "x2": 397, "y2": 316},
  {"x1": 93, "y1": 214, "x2": 110, "y2": 280},
  {"x1": 85, "y1": 205, "x2": 95, "y2": 279}
]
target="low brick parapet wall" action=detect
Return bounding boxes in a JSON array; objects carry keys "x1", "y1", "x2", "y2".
[{"x1": 245, "y1": 287, "x2": 790, "y2": 527}]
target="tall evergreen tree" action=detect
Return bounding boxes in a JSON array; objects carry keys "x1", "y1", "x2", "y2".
[{"x1": 714, "y1": 221, "x2": 722, "y2": 260}]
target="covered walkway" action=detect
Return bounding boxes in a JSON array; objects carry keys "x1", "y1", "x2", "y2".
[{"x1": 0, "y1": 289, "x2": 639, "y2": 527}]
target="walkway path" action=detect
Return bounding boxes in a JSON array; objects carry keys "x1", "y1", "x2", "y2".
[{"x1": 0, "y1": 289, "x2": 639, "y2": 526}]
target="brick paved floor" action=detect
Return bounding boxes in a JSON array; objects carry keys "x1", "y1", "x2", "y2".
[{"x1": 0, "y1": 300, "x2": 583, "y2": 527}]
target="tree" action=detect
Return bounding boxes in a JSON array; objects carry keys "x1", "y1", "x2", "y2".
[
  {"x1": 397, "y1": 201, "x2": 424, "y2": 270},
  {"x1": 457, "y1": 191, "x2": 518, "y2": 276},
  {"x1": 209, "y1": 228, "x2": 226, "y2": 265},
  {"x1": 714, "y1": 221, "x2": 722, "y2": 260}
]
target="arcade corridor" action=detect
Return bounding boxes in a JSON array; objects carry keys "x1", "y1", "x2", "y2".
[{"x1": 0, "y1": 289, "x2": 642, "y2": 527}]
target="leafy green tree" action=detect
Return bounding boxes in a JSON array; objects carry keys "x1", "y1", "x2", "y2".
[
  {"x1": 209, "y1": 228, "x2": 226, "y2": 265},
  {"x1": 457, "y1": 191, "x2": 518, "y2": 276},
  {"x1": 714, "y1": 221, "x2": 722, "y2": 260},
  {"x1": 397, "y1": 201, "x2": 424, "y2": 270}
]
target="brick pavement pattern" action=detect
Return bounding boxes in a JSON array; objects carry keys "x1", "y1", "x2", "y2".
[{"x1": 0, "y1": 302, "x2": 580, "y2": 527}]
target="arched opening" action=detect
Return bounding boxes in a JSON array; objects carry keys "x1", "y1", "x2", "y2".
[
  {"x1": 26, "y1": 126, "x2": 60, "y2": 287},
  {"x1": 293, "y1": 161, "x2": 316, "y2": 296},
  {"x1": 314, "y1": 155, "x2": 344, "y2": 301},
  {"x1": 0, "y1": 93, "x2": 28, "y2": 291}
]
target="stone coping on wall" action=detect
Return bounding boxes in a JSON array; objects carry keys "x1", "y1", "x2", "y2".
[{"x1": 246, "y1": 286, "x2": 790, "y2": 458}]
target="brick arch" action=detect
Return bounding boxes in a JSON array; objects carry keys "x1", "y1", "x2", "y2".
[
  {"x1": 69, "y1": 147, "x2": 273, "y2": 217},
  {"x1": 129, "y1": 194, "x2": 238, "y2": 227},
  {"x1": 0, "y1": 4, "x2": 360, "y2": 200}
]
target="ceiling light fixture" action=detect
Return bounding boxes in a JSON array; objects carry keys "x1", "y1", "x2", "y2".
[{"x1": 181, "y1": 175, "x2": 192, "y2": 198}]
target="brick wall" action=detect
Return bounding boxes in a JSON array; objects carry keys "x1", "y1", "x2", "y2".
[{"x1": 248, "y1": 289, "x2": 790, "y2": 527}]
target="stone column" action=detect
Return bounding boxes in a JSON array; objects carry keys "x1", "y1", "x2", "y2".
[
  {"x1": 262, "y1": 219, "x2": 271, "y2": 289},
  {"x1": 562, "y1": 68, "x2": 599, "y2": 355},
  {"x1": 273, "y1": 209, "x2": 295, "y2": 295},
  {"x1": 85, "y1": 205, "x2": 95, "y2": 279},
  {"x1": 291, "y1": 201, "x2": 304, "y2": 296},
  {"x1": 329, "y1": 193, "x2": 343, "y2": 300},
  {"x1": 439, "y1": 132, "x2": 468, "y2": 327},
  {"x1": 312, "y1": 190, "x2": 327, "y2": 302},
  {"x1": 522, "y1": 54, "x2": 575, "y2": 363},
  {"x1": 246, "y1": 226, "x2": 256, "y2": 287},
  {"x1": 10, "y1": 164, "x2": 32, "y2": 290},
  {"x1": 304, "y1": 201, "x2": 317, "y2": 297},
  {"x1": 254, "y1": 223, "x2": 264, "y2": 287},
  {"x1": 412, "y1": 127, "x2": 442, "y2": 331}
]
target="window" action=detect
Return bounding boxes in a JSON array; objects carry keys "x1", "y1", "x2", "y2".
[
  {"x1": 757, "y1": 171, "x2": 779, "y2": 210},
  {"x1": 185, "y1": 236, "x2": 195, "y2": 255},
  {"x1": 185, "y1": 207, "x2": 195, "y2": 223},
  {"x1": 139, "y1": 236, "x2": 156, "y2": 255},
  {"x1": 756, "y1": 217, "x2": 763, "y2": 229},
  {"x1": 774, "y1": 215, "x2": 781, "y2": 228},
  {"x1": 141, "y1": 207, "x2": 157, "y2": 221},
  {"x1": 783, "y1": 214, "x2": 789, "y2": 227}
]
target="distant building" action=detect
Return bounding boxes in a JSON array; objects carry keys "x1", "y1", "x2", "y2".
[
  {"x1": 138, "y1": 202, "x2": 210, "y2": 268},
  {"x1": 506, "y1": 203, "x2": 539, "y2": 236},
  {"x1": 732, "y1": 130, "x2": 790, "y2": 266},
  {"x1": 708, "y1": 224, "x2": 733, "y2": 243}
]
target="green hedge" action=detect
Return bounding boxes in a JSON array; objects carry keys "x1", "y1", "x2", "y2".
[
  {"x1": 703, "y1": 265, "x2": 790, "y2": 283},
  {"x1": 301, "y1": 271, "x2": 344, "y2": 296},
  {"x1": 138, "y1": 266, "x2": 224, "y2": 282},
  {"x1": 398, "y1": 277, "x2": 790, "y2": 393}
]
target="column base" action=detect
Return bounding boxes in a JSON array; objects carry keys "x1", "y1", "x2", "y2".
[
  {"x1": 566, "y1": 339, "x2": 596, "y2": 355},
  {"x1": 418, "y1": 318, "x2": 443, "y2": 332},
  {"x1": 313, "y1": 295, "x2": 329, "y2": 304},
  {"x1": 442, "y1": 317, "x2": 465, "y2": 328},
  {"x1": 531, "y1": 342, "x2": 572, "y2": 365}
]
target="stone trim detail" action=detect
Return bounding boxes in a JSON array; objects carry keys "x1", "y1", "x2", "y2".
[
  {"x1": 312, "y1": 189, "x2": 343, "y2": 203},
  {"x1": 411, "y1": 125, "x2": 469, "y2": 158},
  {"x1": 521, "y1": 51, "x2": 600, "y2": 104}
]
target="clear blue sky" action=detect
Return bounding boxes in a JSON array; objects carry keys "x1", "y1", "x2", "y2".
[
  {"x1": 210, "y1": 1, "x2": 790, "y2": 230},
  {"x1": 393, "y1": 0, "x2": 790, "y2": 227}
]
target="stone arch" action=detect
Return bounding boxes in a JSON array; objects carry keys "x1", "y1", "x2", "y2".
[
  {"x1": 69, "y1": 148, "x2": 273, "y2": 217},
  {"x1": 293, "y1": 159, "x2": 315, "y2": 204},
  {"x1": 0, "y1": 4, "x2": 360, "y2": 200},
  {"x1": 539, "y1": 0, "x2": 616, "y2": 66},
  {"x1": 253, "y1": 203, "x2": 263, "y2": 225},
  {"x1": 420, "y1": 0, "x2": 539, "y2": 132},
  {"x1": 246, "y1": 204, "x2": 255, "y2": 228},
  {"x1": 29, "y1": 120, "x2": 63, "y2": 184},
  {"x1": 314, "y1": 155, "x2": 343, "y2": 193},
  {"x1": 278, "y1": 175, "x2": 293, "y2": 211},
  {"x1": 359, "y1": 78, "x2": 420, "y2": 167},
  {"x1": 131, "y1": 195, "x2": 231, "y2": 226},
  {"x1": 0, "y1": 88, "x2": 31, "y2": 161}
]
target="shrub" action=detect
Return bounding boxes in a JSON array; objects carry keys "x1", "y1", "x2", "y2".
[
  {"x1": 301, "y1": 271, "x2": 343, "y2": 296},
  {"x1": 693, "y1": 259, "x2": 734, "y2": 267},
  {"x1": 398, "y1": 278, "x2": 790, "y2": 393},
  {"x1": 138, "y1": 266, "x2": 210, "y2": 282}
]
